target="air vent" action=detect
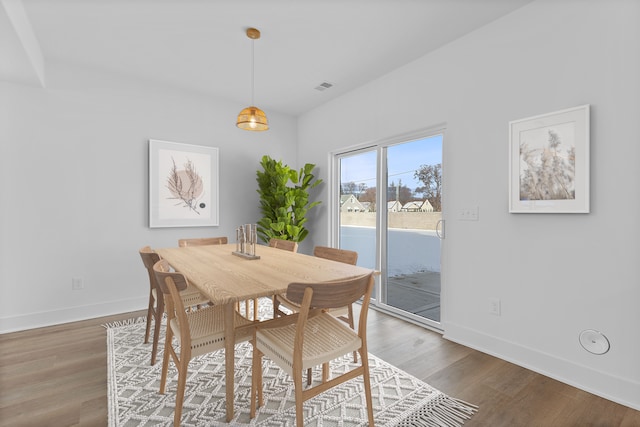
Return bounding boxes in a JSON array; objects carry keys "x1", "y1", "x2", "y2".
[{"x1": 314, "y1": 82, "x2": 333, "y2": 91}]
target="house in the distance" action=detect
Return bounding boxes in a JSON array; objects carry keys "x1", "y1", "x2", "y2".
[
  {"x1": 420, "y1": 200, "x2": 434, "y2": 212},
  {"x1": 387, "y1": 200, "x2": 402, "y2": 212},
  {"x1": 340, "y1": 194, "x2": 365, "y2": 212},
  {"x1": 401, "y1": 200, "x2": 434, "y2": 212}
]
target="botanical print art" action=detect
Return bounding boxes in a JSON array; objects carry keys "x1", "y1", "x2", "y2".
[
  {"x1": 167, "y1": 157, "x2": 204, "y2": 214},
  {"x1": 518, "y1": 121, "x2": 576, "y2": 201},
  {"x1": 157, "y1": 148, "x2": 211, "y2": 220}
]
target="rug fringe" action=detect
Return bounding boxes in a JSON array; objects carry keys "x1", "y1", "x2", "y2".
[
  {"x1": 394, "y1": 395, "x2": 479, "y2": 427},
  {"x1": 102, "y1": 316, "x2": 147, "y2": 329}
]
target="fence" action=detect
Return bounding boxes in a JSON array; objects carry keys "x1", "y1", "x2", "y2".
[{"x1": 340, "y1": 211, "x2": 442, "y2": 230}]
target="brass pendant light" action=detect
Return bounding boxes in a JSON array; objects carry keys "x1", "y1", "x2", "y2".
[{"x1": 236, "y1": 27, "x2": 269, "y2": 131}]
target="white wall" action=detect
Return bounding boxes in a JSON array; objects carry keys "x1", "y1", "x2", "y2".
[
  {"x1": 0, "y1": 61, "x2": 297, "y2": 332},
  {"x1": 298, "y1": 0, "x2": 640, "y2": 410}
]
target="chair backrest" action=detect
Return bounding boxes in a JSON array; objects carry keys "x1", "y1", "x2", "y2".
[
  {"x1": 269, "y1": 238, "x2": 299, "y2": 253},
  {"x1": 313, "y1": 246, "x2": 358, "y2": 265},
  {"x1": 139, "y1": 246, "x2": 161, "y2": 293},
  {"x1": 152, "y1": 259, "x2": 201, "y2": 360},
  {"x1": 286, "y1": 272, "x2": 373, "y2": 311},
  {"x1": 152, "y1": 259, "x2": 190, "y2": 343},
  {"x1": 153, "y1": 259, "x2": 188, "y2": 296},
  {"x1": 287, "y1": 272, "x2": 375, "y2": 341},
  {"x1": 178, "y1": 236, "x2": 228, "y2": 247}
]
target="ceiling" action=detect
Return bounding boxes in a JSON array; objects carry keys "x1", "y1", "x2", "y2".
[{"x1": 3, "y1": 0, "x2": 534, "y2": 116}]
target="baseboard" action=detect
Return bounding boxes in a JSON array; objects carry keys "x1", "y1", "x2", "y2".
[
  {"x1": 443, "y1": 321, "x2": 640, "y2": 411},
  {"x1": 0, "y1": 297, "x2": 147, "y2": 334}
]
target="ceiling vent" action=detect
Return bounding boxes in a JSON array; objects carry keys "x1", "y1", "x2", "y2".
[{"x1": 314, "y1": 82, "x2": 333, "y2": 91}]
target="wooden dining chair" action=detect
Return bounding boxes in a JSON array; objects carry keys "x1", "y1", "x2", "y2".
[
  {"x1": 250, "y1": 272, "x2": 375, "y2": 427},
  {"x1": 176, "y1": 236, "x2": 260, "y2": 318},
  {"x1": 269, "y1": 238, "x2": 300, "y2": 319},
  {"x1": 138, "y1": 246, "x2": 210, "y2": 365},
  {"x1": 273, "y1": 247, "x2": 357, "y2": 317},
  {"x1": 153, "y1": 259, "x2": 255, "y2": 427},
  {"x1": 312, "y1": 248, "x2": 359, "y2": 326},
  {"x1": 273, "y1": 245, "x2": 360, "y2": 383},
  {"x1": 313, "y1": 246, "x2": 359, "y2": 361},
  {"x1": 268, "y1": 237, "x2": 299, "y2": 252},
  {"x1": 177, "y1": 236, "x2": 228, "y2": 247}
]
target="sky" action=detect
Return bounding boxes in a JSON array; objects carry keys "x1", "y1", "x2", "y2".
[{"x1": 340, "y1": 134, "x2": 442, "y2": 192}]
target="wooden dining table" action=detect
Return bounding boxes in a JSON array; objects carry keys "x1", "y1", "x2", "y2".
[{"x1": 155, "y1": 243, "x2": 373, "y2": 422}]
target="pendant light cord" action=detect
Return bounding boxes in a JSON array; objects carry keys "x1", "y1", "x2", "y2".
[{"x1": 251, "y1": 39, "x2": 255, "y2": 106}]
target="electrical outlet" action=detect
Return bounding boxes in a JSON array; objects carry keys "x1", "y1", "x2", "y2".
[
  {"x1": 489, "y1": 297, "x2": 501, "y2": 316},
  {"x1": 458, "y1": 206, "x2": 479, "y2": 221},
  {"x1": 72, "y1": 277, "x2": 84, "y2": 290}
]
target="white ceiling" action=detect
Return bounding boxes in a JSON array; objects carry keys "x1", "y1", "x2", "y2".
[{"x1": 4, "y1": 0, "x2": 534, "y2": 116}]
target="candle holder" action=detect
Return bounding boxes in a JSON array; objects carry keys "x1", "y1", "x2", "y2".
[{"x1": 232, "y1": 224, "x2": 260, "y2": 260}]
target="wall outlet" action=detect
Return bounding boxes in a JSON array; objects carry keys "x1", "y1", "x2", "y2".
[
  {"x1": 458, "y1": 206, "x2": 479, "y2": 221},
  {"x1": 489, "y1": 297, "x2": 501, "y2": 316},
  {"x1": 72, "y1": 277, "x2": 84, "y2": 290}
]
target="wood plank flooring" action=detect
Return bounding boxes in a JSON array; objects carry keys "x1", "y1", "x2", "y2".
[{"x1": 1, "y1": 308, "x2": 638, "y2": 427}]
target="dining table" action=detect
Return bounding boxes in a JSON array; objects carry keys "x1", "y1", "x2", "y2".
[{"x1": 155, "y1": 243, "x2": 373, "y2": 422}]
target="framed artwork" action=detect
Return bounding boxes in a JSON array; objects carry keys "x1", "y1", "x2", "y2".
[
  {"x1": 509, "y1": 105, "x2": 590, "y2": 213},
  {"x1": 149, "y1": 139, "x2": 219, "y2": 227}
]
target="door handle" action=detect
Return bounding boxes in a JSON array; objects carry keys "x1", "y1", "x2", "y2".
[{"x1": 436, "y1": 219, "x2": 445, "y2": 239}]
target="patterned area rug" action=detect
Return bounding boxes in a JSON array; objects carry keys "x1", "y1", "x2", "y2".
[{"x1": 106, "y1": 312, "x2": 477, "y2": 426}]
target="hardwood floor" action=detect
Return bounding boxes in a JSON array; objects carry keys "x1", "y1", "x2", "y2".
[{"x1": 1, "y1": 308, "x2": 638, "y2": 427}]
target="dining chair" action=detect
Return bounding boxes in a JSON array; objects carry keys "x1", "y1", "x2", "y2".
[
  {"x1": 177, "y1": 236, "x2": 260, "y2": 318},
  {"x1": 250, "y1": 272, "x2": 376, "y2": 427},
  {"x1": 177, "y1": 236, "x2": 228, "y2": 247},
  {"x1": 138, "y1": 246, "x2": 210, "y2": 365},
  {"x1": 312, "y1": 246, "x2": 359, "y2": 361},
  {"x1": 273, "y1": 246, "x2": 357, "y2": 319},
  {"x1": 274, "y1": 245, "x2": 360, "y2": 384},
  {"x1": 268, "y1": 237, "x2": 299, "y2": 252},
  {"x1": 269, "y1": 238, "x2": 300, "y2": 319},
  {"x1": 153, "y1": 259, "x2": 255, "y2": 427}
]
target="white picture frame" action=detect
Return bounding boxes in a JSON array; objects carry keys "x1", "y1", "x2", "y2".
[
  {"x1": 149, "y1": 139, "x2": 219, "y2": 227},
  {"x1": 509, "y1": 105, "x2": 590, "y2": 213}
]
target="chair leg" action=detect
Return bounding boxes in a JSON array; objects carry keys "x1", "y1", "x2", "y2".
[
  {"x1": 251, "y1": 345, "x2": 263, "y2": 418},
  {"x1": 322, "y1": 362, "x2": 329, "y2": 383},
  {"x1": 306, "y1": 368, "x2": 313, "y2": 386},
  {"x1": 150, "y1": 308, "x2": 163, "y2": 365},
  {"x1": 150, "y1": 298, "x2": 164, "y2": 365},
  {"x1": 360, "y1": 347, "x2": 374, "y2": 426},
  {"x1": 144, "y1": 292, "x2": 154, "y2": 344},
  {"x1": 292, "y1": 367, "x2": 305, "y2": 427},
  {"x1": 347, "y1": 305, "x2": 357, "y2": 363},
  {"x1": 159, "y1": 328, "x2": 173, "y2": 394},
  {"x1": 272, "y1": 296, "x2": 280, "y2": 319},
  {"x1": 174, "y1": 358, "x2": 188, "y2": 427},
  {"x1": 337, "y1": 305, "x2": 358, "y2": 363},
  {"x1": 257, "y1": 355, "x2": 263, "y2": 408}
]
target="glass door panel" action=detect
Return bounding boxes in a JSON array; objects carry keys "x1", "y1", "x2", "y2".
[
  {"x1": 385, "y1": 136, "x2": 442, "y2": 323},
  {"x1": 338, "y1": 150, "x2": 378, "y2": 298}
]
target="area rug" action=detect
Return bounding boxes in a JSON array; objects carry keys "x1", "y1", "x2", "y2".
[{"x1": 106, "y1": 315, "x2": 477, "y2": 426}]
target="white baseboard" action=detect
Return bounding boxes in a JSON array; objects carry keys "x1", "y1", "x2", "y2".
[
  {"x1": 443, "y1": 321, "x2": 640, "y2": 411},
  {"x1": 0, "y1": 297, "x2": 147, "y2": 334}
]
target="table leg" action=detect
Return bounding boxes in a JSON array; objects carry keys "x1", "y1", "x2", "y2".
[{"x1": 224, "y1": 302, "x2": 235, "y2": 422}]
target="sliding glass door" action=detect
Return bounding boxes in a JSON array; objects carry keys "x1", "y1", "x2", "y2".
[
  {"x1": 337, "y1": 149, "x2": 379, "y2": 298},
  {"x1": 385, "y1": 137, "x2": 442, "y2": 324},
  {"x1": 334, "y1": 130, "x2": 444, "y2": 330}
]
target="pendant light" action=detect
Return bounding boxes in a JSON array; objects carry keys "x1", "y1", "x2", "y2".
[{"x1": 236, "y1": 27, "x2": 269, "y2": 131}]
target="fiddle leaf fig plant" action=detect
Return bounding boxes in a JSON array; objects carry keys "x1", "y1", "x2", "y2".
[{"x1": 256, "y1": 155, "x2": 322, "y2": 243}]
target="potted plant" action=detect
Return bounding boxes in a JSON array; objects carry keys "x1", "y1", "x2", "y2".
[{"x1": 256, "y1": 155, "x2": 322, "y2": 243}]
